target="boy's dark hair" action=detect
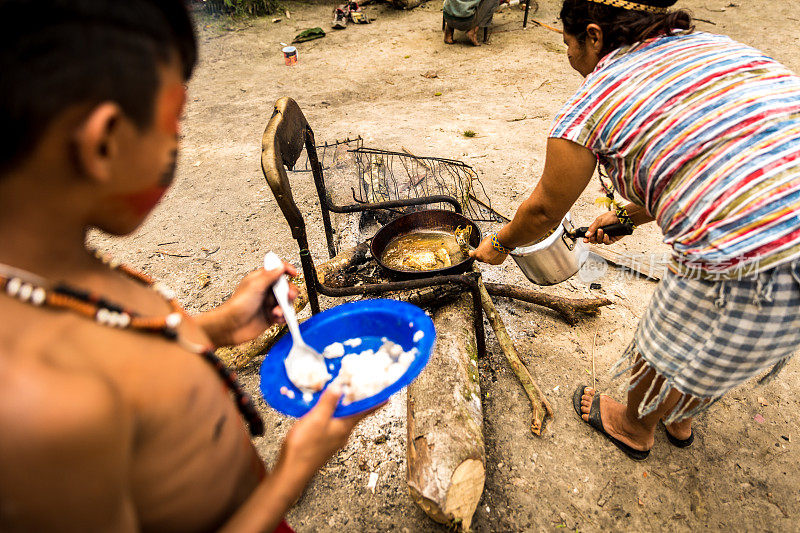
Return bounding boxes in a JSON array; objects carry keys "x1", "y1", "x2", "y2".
[
  {"x1": 560, "y1": 0, "x2": 693, "y2": 57},
  {"x1": 0, "y1": 0, "x2": 198, "y2": 174}
]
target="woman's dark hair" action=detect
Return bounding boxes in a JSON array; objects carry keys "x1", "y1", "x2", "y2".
[
  {"x1": 0, "y1": 0, "x2": 198, "y2": 174},
  {"x1": 560, "y1": 0, "x2": 694, "y2": 57}
]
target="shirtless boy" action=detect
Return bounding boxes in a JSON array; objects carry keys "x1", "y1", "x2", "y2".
[{"x1": 0, "y1": 1, "x2": 369, "y2": 531}]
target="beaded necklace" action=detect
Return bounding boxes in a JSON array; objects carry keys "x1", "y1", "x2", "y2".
[{"x1": 0, "y1": 251, "x2": 264, "y2": 436}]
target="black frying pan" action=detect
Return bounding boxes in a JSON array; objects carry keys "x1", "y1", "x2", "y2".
[{"x1": 370, "y1": 209, "x2": 482, "y2": 280}]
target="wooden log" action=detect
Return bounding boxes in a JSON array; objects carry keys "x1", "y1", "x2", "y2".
[
  {"x1": 477, "y1": 275, "x2": 554, "y2": 436},
  {"x1": 484, "y1": 282, "x2": 611, "y2": 326},
  {"x1": 407, "y1": 294, "x2": 485, "y2": 531},
  {"x1": 388, "y1": 281, "x2": 610, "y2": 323},
  {"x1": 317, "y1": 241, "x2": 371, "y2": 286}
]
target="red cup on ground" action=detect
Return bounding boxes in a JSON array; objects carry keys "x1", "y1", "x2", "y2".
[{"x1": 282, "y1": 46, "x2": 298, "y2": 66}]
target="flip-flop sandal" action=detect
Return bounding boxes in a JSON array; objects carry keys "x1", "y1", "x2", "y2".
[
  {"x1": 661, "y1": 421, "x2": 694, "y2": 448},
  {"x1": 572, "y1": 385, "x2": 650, "y2": 462},
  {"x1": 331, "y1": 6, "x2": 348, "y2": 29}
]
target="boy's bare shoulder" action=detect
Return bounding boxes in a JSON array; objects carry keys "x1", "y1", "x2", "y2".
[
  {"x1": 0, "y1": 311, "x2": 137, "y2": 530},
  {"x1": 1, "y1": 292, "x2": 212, "y2": 376},
  {"x1": 0, "y1": 297, "x2": 219, "y2": 529},
  {"x1": 0, "y1": 298, "x2": 208, "y2": 440},
  {"x1": 0, "y1": 336, "x2": 127, "y2": 448},
  {"x1": 0, "y1": 298, "x2": 145, "y2": 448}
]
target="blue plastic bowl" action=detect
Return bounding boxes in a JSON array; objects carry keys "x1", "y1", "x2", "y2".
[{"x1": 259, "y1": 299, "x2": 435, "y2": 418}]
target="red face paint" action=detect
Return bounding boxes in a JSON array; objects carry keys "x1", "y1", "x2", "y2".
[
  {"x1": 118, "y1": 185, "x2": 169, "y2": 217},
  {"x1": 112, "y1": 83, "x2": 184, "y2": 219},
  {"x1": 158, "y1": 84, "x2": 187, "y2": 136}
]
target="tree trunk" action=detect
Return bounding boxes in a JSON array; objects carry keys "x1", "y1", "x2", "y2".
[{"x1": 407, "y1": 294, "x2": 485, "y2": 531}]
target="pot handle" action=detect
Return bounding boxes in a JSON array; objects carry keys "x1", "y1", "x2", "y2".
[{"x1": 571, "y1": 223, "x2": 634, "y2": 239}]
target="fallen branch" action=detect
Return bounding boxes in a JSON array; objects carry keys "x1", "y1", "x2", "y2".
[
  {"x1": 381, "y1": 284, "x2": 463, "y2": 309},
  {"x1": 317, "y1": 241, "x2": 371, "y2": 286},
  {"x1": 484, "y1": 282, "x2": 611, "y2": 325},
  {"x1": 157, "y1": 250, "x2": 192, "y2": 258},
  {"x1": 476, "y1": 273, "x2": 554, "y2": 435},
  {"x1": 529, "y1": 18, "x2": 562, "y2": 34}
]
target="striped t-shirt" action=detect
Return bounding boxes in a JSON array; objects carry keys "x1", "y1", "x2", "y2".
[{"x1": 550, "y1": 31, "x2": 800, "y2": 278}]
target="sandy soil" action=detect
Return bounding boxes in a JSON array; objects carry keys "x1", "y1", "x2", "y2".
[{"x1": 93, "y1": 1, "x2": 800, "y2": 530}]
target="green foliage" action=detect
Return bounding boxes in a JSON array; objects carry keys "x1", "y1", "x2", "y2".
[{"x1": 202, "y1": 0, "x2": 280, "y2": 17}]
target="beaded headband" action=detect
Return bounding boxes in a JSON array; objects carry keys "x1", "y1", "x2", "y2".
[{"x1": 586, "y1": 0, "x2": 670, "y2": 13}]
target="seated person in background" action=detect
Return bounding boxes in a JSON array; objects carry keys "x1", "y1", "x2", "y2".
[
  {"x1": 0, "y1": 1, "x2": 370, "y2": 531},
  {"x1": 443, "y1": 0, "x2": 507, "y2": 45}
]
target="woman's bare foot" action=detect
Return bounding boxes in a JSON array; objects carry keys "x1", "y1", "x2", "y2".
[
  {"x1": 465, "y1": 26, "x2": 480, "y2": 46},
  {"x1": 664, "y1": 417, "x2": 693, "y2": 441},
  {"x1": 580, "y1": 388, "x2": 654, "y2": 452},
  {"x1": 443, "y1": 23, "x2": 454, "y2": 44}
]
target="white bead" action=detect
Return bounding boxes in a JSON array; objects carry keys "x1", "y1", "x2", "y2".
[
  {"x1": 6, "y1": 278, "x2": 21, "y2": 297},
  {"x1": 166, "y1": 312, "x2": 182, "y2": 329},
  {"x1": 153, "y1": 282, "x2": 176, "y2": 300},
  {"x1": 31, "y1": 287, "x2": 46, "y2": 306},
  {"x1": 118, "y1": 313, "x2": 131, "y2": 328},
  {"x1": 108, "y1": 311, "x2": 121, "y2": 327},
  {"x1": 18, "y1": 284, "x2": 33, "y2": 302},
  {"x1": 96, "y1": 308, "x2": 111, "y2": 325}
]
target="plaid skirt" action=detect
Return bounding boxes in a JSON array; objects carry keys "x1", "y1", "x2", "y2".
[{"x1": 611, "y1": 259, "x2": 800, "y2": 424}]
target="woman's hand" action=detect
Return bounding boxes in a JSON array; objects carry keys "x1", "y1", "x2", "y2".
[
  {"x1": 196, "y1": 261, "x2": 299, "y2": 347},
  {"x1": 470, "y1": 235, "x2": 508, "y2": 265},
  {"x1": 584, "y1": 211, "x2": 626, "y2": 245}
]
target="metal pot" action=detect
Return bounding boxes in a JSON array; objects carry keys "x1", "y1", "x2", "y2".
[
  {"x1": 510, "y1": 214, "x2": 634, "y2": 285},
  {"x1": 510, "y1": 213, "x2": 586, "y2": 285}
]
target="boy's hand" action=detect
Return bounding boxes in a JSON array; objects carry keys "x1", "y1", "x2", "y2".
[
  {"x1": 278, "y1": 387, "x2": 375, "y2": 480},
  {"x1": 196, "y1": 261, "x2": 298, "y2": 347},
  {"x1": 218, "y1": 387, "x2": 379, "y2": 532}
]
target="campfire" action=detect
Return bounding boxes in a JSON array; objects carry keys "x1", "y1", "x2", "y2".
[{"x1": 241, "y1": 97, "x2": 612, "y2": 530}]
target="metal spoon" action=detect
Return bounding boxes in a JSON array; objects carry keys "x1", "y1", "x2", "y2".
[{"x1": 263, "y1": 252, "x2": 330, "y2": 393}]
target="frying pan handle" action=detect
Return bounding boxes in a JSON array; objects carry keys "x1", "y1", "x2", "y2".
[{"x1": 573, "y1": 223, "x2": 634, "y2": 238}]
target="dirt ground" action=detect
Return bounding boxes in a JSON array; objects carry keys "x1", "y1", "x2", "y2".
[{"x1": 92, "y1": 1, "x2": 800, "y2": 530}]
